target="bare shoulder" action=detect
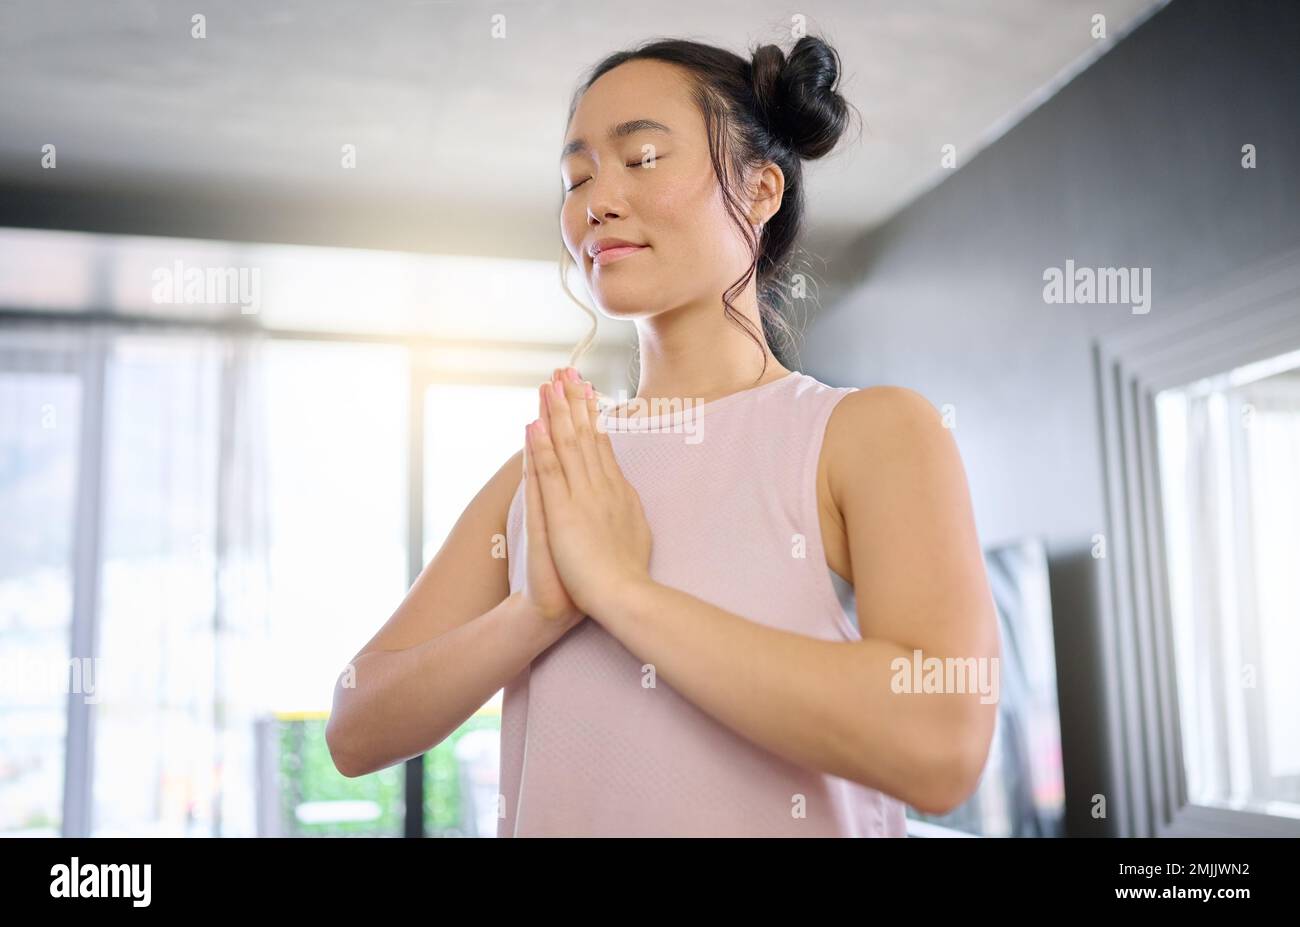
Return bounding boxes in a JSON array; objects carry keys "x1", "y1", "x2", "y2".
[
  {"x1": 822, "y1": 383, "x2": 991, "y2": 654},
  {"x1": 824, "y1": 385, "x2": 951, "y2": 507},
  {"x1": 833, "y1": 384, "x2": 941, "y2": 425},
  {"x1": 494, "y1": 447, "x2": 526, "y2": 524}
]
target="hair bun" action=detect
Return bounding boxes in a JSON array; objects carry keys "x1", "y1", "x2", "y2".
[{"x1": 750, "y1": 36, "x2": 850, "y2": 160}]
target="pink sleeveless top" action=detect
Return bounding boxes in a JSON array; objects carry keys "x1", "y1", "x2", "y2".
[{"x1": 498, "y1": 370, "x2": 910, "y2": 836}]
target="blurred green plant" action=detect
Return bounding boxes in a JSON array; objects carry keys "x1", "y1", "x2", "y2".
[{"x1": 276, "y1": 710, "x2": 501, "y2": 837}]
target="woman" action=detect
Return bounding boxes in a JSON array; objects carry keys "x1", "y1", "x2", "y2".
[{"x1": 327, "y1": 35, "x2": 999, "y2": 837}]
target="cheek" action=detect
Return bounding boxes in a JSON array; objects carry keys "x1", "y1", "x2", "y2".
[
  {"x1": 642, "y1": 175, "x2": 721, "y2": 261},
  {"x1": 653, "y1": 180, "x2": 743, "y2": 271},
  {"x1": 560, "y1": 201, "x2": 585, "y2": 260}
]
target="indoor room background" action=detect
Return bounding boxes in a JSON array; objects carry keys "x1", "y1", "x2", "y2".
[{"x1": 1, "y1": 0, "x2": 1297, "y2": 838}]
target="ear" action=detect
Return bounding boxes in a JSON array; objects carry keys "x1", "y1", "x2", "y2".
[{"x1": 746, "y1": 161, "x2": 786, "y2": 226}]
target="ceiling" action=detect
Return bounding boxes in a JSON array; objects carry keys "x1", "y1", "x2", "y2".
[{"x1": 0, "y1": 0, "x2": 1168, "y2": 270}]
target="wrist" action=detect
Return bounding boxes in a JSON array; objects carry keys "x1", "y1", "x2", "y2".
[
  {"x1": 510, "y1": 591, "x2": 583, "y2": 640},
  {"x1": 584, "y1": 573, "x2": 656, "y2": 625}
]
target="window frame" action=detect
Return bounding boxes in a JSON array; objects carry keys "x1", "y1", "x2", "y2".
[
  {"x1": 2, "y1": 307, "x2": 627, "y2": 837},
  {"x1": 1093, "y1": 245, "x2": 1300, "y2": 837},
  {"x1": 0, "y1": 332, "x2": 109, "y2": 837}
]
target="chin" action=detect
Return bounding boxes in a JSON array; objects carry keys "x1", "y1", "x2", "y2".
[
  {"x1": 589, "y1": 282, "x2": 660, "y2": 320},
  {"x1": 593, "y1": 298, "x2": 652, "y2": 321}
]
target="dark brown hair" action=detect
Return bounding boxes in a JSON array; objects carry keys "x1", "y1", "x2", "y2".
[{"x1": 559, "y1": 34, "x2": 859, "y2": 382}]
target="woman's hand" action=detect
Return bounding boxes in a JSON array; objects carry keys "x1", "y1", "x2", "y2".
[
  {"x1": 525, "y1": 366, "x2": 653, "y2": 619},
  {"x1": 521, "y1": 372, "x2": 586, "y2": 628}
]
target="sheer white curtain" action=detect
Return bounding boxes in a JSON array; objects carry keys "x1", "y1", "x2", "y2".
[
  {"x1": 1172, "y1": 390, "x2": 1241, "y2": 807},
  {"x1": 0, "y1": 323, "x2": 273, "y2": 836},
  {"x1": 1161, "y1": 370, "x2": 1300, "y2": 817},
  {"x1": 0, "y1": 323, "x2": 105, "y2": 836},
  {"x1": 1239, "y1": 376, "x2": 1300, "y2": 796}
]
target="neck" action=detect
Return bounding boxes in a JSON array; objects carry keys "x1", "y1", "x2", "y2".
[{"x1": 618, "y1": 286, "x2": 790, "y2": 411}]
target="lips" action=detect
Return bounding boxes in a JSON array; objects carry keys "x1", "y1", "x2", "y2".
[{"x1": 592, "y1": 244, "x2": 648, "y2": 266}]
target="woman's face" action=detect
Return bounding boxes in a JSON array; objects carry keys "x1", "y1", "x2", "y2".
[{"x1": 560, "y1": 59, "x2": 756, "y2": 321}]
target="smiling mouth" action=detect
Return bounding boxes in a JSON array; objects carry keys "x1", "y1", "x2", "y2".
[{"x1": 592, "y1": 245, "x2": 648, "y2": 266}]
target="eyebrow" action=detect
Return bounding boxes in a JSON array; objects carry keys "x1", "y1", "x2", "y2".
[{"x1": 561, "y1": 119, "x2": 673, "y2": 161}]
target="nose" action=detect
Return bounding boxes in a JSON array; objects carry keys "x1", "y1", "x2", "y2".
[
  {"x1": 587, "y1": 200, "x2": 624, "y2": 226},
  {"x1": 585, "y1": 173, "x2": 627, "y2": 226}
]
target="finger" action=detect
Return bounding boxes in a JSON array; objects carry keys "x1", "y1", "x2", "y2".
[
  {"x1": 562, "y1": 369, "x2": 605, "y2": 488},
  {"x1": 522, "y1": 423, "x2": 543, "y2": 538},
  {"x1": 523, "y1": 424, "x2": 550, "y2": 550},
  {"x1": 528, "y1": 410, "x2": 571, "y2": 512},
  {"x1": 538, "y1": 379, "x2": 567, "y2": 492},
  {"x1": 585, "y1": 380, "x2": 621, "y2": 484},
  {"x1": 544, "y1": 371, "x2": 591, "y2": 494}
]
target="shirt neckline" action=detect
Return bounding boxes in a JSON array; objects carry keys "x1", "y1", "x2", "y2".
[{"x1": 597, "y1": 370, "x2": 801, "y2": 428}]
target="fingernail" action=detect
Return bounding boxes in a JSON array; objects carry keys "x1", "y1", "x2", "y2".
[
  {"x1": 552, "y1": 378, "x2": 563, "y2": 399},
  {"x1": 565, "y1": 367, "x2": 579, "y2": 382},
  {"x1": 583, "y1": 380, "x2": 593, "y2": 398}
]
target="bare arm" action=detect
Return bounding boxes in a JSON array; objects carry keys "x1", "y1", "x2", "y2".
[
  {"x1": 325, "y1": 447, "x2": 575, "y2": 778},
  {"x1": 581, "y1": 387, "x2": 1000, "y2": 813}
]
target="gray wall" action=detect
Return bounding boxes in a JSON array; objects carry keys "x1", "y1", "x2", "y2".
[{"x1": 803, "y1": 0, "x2": 1300, "y2": 836}]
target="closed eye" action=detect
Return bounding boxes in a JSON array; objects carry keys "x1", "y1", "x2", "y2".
[{"x1": 565, "y1": 157, "x2": 660, "y2": 193}]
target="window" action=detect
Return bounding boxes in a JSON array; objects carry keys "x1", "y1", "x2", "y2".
[
  {"x1": 92, "y1": 335, "x2": 223, "y2": 836},
  {"x1": 1095, "y1": 245, "x2": 1300, "y2": 836},
  {"x1": 420, "y1": 381, "x2": 537, "y2": 837},
  {"x1": 0, "y1": 228, "x2": 607, "y2": 836},
  {"x1": 1155, "y1": 351, "x2": 1300, "y2": 820},
  {"x1": 0, "y1": 351, "x2": 82, "y2": 836},
  {"x1": 259, "y1": 340, "x2": 411, "y2": 836}
]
